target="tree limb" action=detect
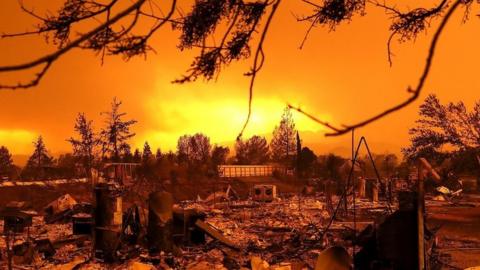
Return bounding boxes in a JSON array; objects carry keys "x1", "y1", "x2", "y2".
[
  {"x1": 237, "y1": 0, "x2": 282, "y2": 140},
  {"x1": 0, "y1": 0, "x2": 147, "y2": 89},
  {"x1": 292, "y1": 0, "x2": 463, "y2": 136}
]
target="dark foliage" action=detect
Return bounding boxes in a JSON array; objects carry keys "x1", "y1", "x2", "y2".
[
  {"x1": 177, "y1": 133, "x2": 212, "y2": 165},
  {"x1": 318, "y1": 153, "x2": 344, "y2": 179},
  {"x1": 100, "y1": 97, "x2": 137, "y2": 161},
  {"x1": 235, "y1": 135, "x2": 269, "y2": 164},
  {"x1": 142, "y1": 141, "x2": 153, "y2": 163},
  {"x1": 403, "y1": 94, "x2": 480, "y2": 161},
  {"x1": 56, "y1": 153, "x2": 78, "y2": 179},
  {"x1": 0, "y1": 146, "x2": 14, "y2": 178},
  {"x1": 300, "y1": 0, "x2": 365, "y2": 30},
  {"x1": 67, "y1": 113, "x2": 99, "y2": 177},
  {"x1": 175, "y1": 0, "x2": 268, "y2": 83},
  {"x1": 22, "y1": 136, "x2": 55, "y2": 180},
  {"x1": 211, "y1": 145, "x2": 230, "y2": 166},
  {"x1": 270, "y1": 106, "x2": 297, "y2": 164},
  {"x1": 403, "y1": 94, "x2": 480, "y2": 174},
  {"x1": 297, "y1": 146, "x2": 317, "y2": 177}
]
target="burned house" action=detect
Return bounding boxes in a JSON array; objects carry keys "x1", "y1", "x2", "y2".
[{"x1": 0, "y1": 154, "x2": 478, "y2": 270}]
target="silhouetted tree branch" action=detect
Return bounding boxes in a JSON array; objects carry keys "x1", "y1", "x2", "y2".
[
  {"x1": 291, "y1": 0, "x2": 464, "y2": 136},
  {"x1": 297, "y1": 0, "x2": 366, "y2": 49},
  {"x1": 370, "y1": 0, "x2": 449, "y2": 66},
  {"x1": 237, "y1": 0, "x2": 281, "y2": 140},
  {"x1": 0, "y1": 0, "x2": 475, "y2": 139},
  {"x1": 0, "y1": 0, "x2": 176, "y2": 89}
]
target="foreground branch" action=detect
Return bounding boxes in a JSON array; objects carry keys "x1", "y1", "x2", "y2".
[
  {"x1": 237, "y1": 0, "x2": 282, "y2": 140},
  {"x1": 0, "y1": 0, "x2": 147, "y2": 89},
  {"x1": 291, "y1": 0, "x2": 462, "y2": 136}
]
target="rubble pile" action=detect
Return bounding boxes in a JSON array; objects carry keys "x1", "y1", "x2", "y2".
[
  {"x1": 0, "y1": 190, "x2": 376, "y2": 269},
  {"x1": 0, "y1": 178, "x2": 479, "y2": 269}
]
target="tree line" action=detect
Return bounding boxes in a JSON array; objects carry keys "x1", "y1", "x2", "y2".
[
  {"x1": 0, "y1": 103, "x2": 320, "y2": 180},
  {"x1": 3, "y1": 94, "x2": 477, "y2": 181}
]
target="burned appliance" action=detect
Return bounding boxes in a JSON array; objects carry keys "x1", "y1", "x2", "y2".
[{"x1": 252, "y1": 184, "x2": 277, "y2": 202}]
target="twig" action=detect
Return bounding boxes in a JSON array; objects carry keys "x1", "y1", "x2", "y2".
[
  {"x1": 287, "y1": 104, "x2": 341, "y2": 132},
  {"x1": 0, "y1": 0, "x2": 147, "y2": 89},
  {"x1": 370, "y1": 0, "x2": 449, "y2": 67},
  {"x1": 292, "y1": 0, "x2": 463, "y2": 137},
  {"x1": 0, "y1": 60, "x2": 53, "y2": 90},
  {"x1": 237, "y1": 0, "x2": 282, "y2": 140},
  {"x1": 145, "y1": 0, "x2": 177, "y2": 38}
]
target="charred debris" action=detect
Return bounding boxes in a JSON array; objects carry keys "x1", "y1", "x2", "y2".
[{"x1": 0, "y1": 156, "x2": 479, "y2": 270}]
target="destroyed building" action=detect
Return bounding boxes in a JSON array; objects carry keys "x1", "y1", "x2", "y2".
[{"x1": 0, "y1": 156, "x2": 479, "y2": 270}]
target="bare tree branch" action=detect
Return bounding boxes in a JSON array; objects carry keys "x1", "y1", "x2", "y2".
[
  {"x1": 2, "y1": 0, "x2": 119, "y2": 42},
  {"x1": 292, "y1": 0, "x2": 463, "y2": 136},
  {"x1": 237, "y1": 0, "x2": 282, "y2": 140},
  {"x1": 0, "y1": 0, "x2": 181, "y2": 89},
  {"x1": 287, "y1": 104, "x2": 341, "y2": 133},
  {"x1": 145, "y1": 0, "x2": 177, "y2": 38},
  {"x1": 370, "y1": 0, "x2": 449, "y2": 66},
  {"x1": 0, "y1": 60, "x2": 53, "y2": 90},
  {"x1": 297, "y1": 0, "x2": 366, "y2": 48},
  {"x1": 0, "y1": 0, "x2": 475, "y2": 141}
]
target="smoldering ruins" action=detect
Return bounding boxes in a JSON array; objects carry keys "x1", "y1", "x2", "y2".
[
  {"x1": 1, "y1": 96, "x2": 480, "y2": 270},
  {"x1": 1, "y1": 144, "x2": 480, "y2": 269}
]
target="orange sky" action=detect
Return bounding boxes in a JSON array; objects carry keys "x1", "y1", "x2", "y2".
[{"x1": 0, "y1": 1, "x2": 479, "y2": 162}]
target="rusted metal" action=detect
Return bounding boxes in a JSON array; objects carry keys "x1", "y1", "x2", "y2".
[
  {"x1": 94, "y1": 183, "x2": 123, "y2": 262},
  {"x1": 0, "y1": 209, "x2": 32, "y2": 233},
  {"x1": 72, "y1": 213, "x2": 93, "y2": 235}
]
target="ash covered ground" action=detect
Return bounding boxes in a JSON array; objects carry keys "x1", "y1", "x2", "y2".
[{"x1": 0, "y1": 176, "x2": 480, "y2": 270}]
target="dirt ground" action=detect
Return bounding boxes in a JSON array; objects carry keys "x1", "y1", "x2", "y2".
[{"x1": 427, "y1": 195, "x2": 480, "y2": 269}]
